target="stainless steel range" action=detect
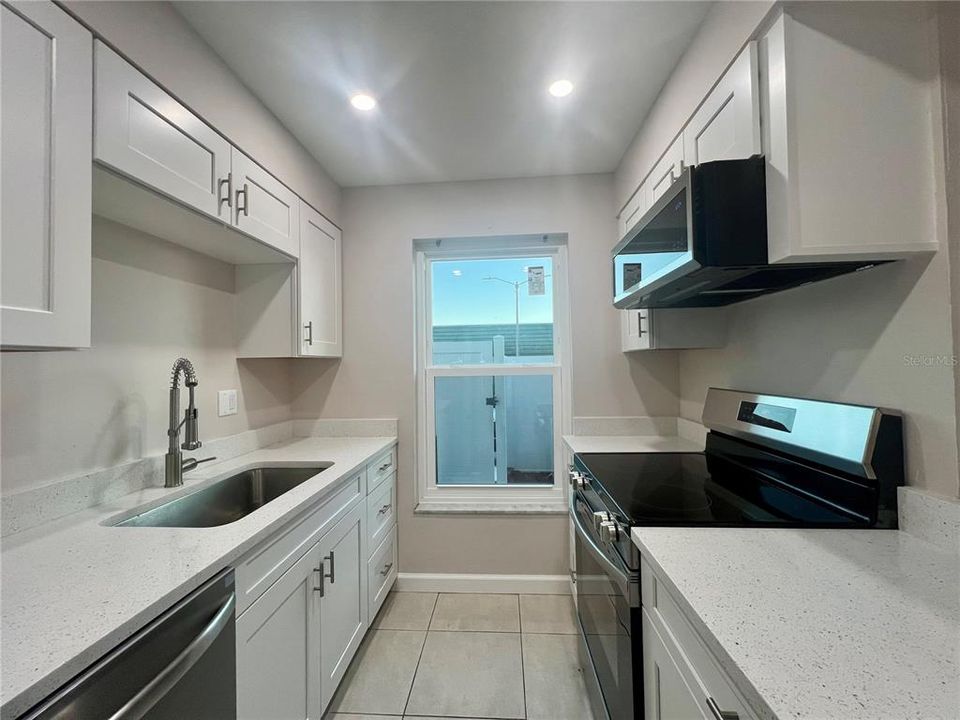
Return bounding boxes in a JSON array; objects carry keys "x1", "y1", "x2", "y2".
[{"x1": 570, "y1": 388, "x2": 904, "y2": 720}]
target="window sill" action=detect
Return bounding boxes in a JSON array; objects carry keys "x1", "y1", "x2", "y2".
[{"x1": 414, "y1": 501, "x2": 568, "y2": 516}]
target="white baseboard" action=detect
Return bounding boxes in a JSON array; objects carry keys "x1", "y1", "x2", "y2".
[{"x1": 396, "y1": 572, "x2": 570, "y2": 595}]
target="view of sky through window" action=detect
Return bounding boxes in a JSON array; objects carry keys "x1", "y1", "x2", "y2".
[{"x1": 431, "y1": 257, "x2": 553, "y2": 327}]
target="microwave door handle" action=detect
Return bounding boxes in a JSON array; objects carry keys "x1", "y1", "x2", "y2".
[
  {"x1": 571, "y1": 504, "x2": 635, "y2": 604},
  {"x1": 107, "y1": 593, "x2": 236, "y2": 720}
]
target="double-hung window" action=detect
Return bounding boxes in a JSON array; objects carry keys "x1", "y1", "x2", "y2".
[{"x1": 415, "y1": 235, "x2": 570, "y2": 512}]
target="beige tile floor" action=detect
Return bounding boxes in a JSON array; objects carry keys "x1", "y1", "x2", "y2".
[{"x1": 326, "y1": 591, "x2": 593, "y2": 720}]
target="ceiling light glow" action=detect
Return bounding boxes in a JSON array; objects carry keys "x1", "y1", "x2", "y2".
[
  {"x1": 350, "y1": 93, "x2": 377, "y2": 111},
  {"x1": 548, "y1": 79, "x2": 574, "y2": 98}
]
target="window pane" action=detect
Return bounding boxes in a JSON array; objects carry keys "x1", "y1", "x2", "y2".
[
  {"x1": 435, "y1": 374, "x2": 554, "y2": 486},
  {"x1": 431, "y1": 257, "x2": 553, "y2": 364}
]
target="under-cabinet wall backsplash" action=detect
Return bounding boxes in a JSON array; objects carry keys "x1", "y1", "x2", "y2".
[{"x1": 0, "y1": 217, "x2": 292, "y2": 496}]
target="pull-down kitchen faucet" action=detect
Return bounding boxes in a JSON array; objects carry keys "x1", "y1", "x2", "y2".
[{"x1": 165, "y1": 357, "x2": 214, "y2": 488}]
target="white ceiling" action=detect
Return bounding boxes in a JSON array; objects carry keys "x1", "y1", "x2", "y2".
[{"x1": 174, "y1": 1, "x2": 711, "y2": 187}]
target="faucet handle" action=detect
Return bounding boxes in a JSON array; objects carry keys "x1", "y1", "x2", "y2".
[{"x1": 181, "y1": 456, "x2": 217, "y2": 473}]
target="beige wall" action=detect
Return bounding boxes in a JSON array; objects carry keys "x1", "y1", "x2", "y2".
[
  {"x1": 614, "y1": 1, "x2": 774, "y2": 209},
  {"x1": 0, "y1": 218, "x2": 293, "y2": 496},
  {"x1": 940, "y1": 1, "x2": 960, "y2": 474},
  {"x1": 291, "y1": 174, "x2": 679, "y2": 574},
  {"x1": 62, "y1": 0, "x2": 342, "y2": 226},
  {"x1": 613, "y1": 1, "x2": 960, "y2": 498}
]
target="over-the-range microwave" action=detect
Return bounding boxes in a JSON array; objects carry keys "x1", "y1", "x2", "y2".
[{"x1": 612, "y1": 156, "x2": 887, "y2": 310}]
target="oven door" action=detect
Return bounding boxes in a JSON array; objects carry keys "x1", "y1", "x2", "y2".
[{"x1": 572, "y1": 495, "x2": 640, "y2": 720}]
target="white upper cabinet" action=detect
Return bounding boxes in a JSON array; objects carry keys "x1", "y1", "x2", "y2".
[
  {"x1": 760, "y1": 5, "x2": 939, "y2": 262},
  {"x1": 621, "y1": 308, "x2": 726, "y2": 352},
  {"x1": 647, "y1": 135, "x2": 684, "y2": 206},
  {"x1": 94, "y1": 41, "x2": 231, "y2": 222},
  {"x1": 618, "y1": 180, "x2": 647, "y2": 240},
  {"x1": 683, "y1": 43, "x2": 761, "y2": 167},
  {"x1": 299, "y1": 203, "x2": 342, "y2": 357},
  {"x1": 1, "y1": 1, "x2": 92, "y2": 349},
  {"x1": 231, "y1": 149, "x2": 300, "y2": 258}
]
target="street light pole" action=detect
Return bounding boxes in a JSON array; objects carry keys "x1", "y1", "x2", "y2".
[{"x1": 484, "y1": 276, "x2": 524, "y2": 358}]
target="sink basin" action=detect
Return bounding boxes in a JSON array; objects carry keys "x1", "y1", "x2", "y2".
[{"x1": 114, "y1": 464, "x2": 332, "y2": 528}]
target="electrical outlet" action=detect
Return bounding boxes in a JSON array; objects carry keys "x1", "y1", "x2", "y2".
[{"x1": 218, "y1": 389, "x2": 238, "y2": 417}]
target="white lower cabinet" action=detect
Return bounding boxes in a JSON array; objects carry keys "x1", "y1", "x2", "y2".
[
  {"x1": 317, "y1": 502, "x2": 368, "y2": 710},
  {"x1": 642, "y1": 611, "x2": 707, "y2": 720},
  {"x1": 235, "y1": 491, "x2": 369, "y2": 718},
  {"x1": 364, "y1": 446, "x2": 399, "y2": 620},
  {"x1": 367, "y1": 525, "x2": 398, "y2": 619},
  {"x1": 641, "y1": 557, "x2": 756, "y2": 720},
  {"x1": 237, "y1": 542, "x2": 322, "y2": 720}
]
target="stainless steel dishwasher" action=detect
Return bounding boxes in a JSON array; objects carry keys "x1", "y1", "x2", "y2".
[{"x1": 20, "y1": 570, "x2": 236, "y2": 720}]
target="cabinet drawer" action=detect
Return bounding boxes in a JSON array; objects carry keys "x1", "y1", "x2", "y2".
[
  {"x1": 366, "y1": 445, "x2": 397, "y2": 494},
  {"x1": 367, "y1": 525, "x2": 397, "y2": 620},
  {"x1": 235, "y1": 473, "x2": 362, "y2": 614},
  {"x1": 641, "y1": 557, "x2": 757, "y2": 720},
  {"x1": 367, "y1": 472, "x2": 396, "y2": 553}
]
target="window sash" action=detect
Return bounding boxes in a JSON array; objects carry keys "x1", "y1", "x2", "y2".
[{"x1": 415, "y1": 240, "x2": 570, "y2": 510}]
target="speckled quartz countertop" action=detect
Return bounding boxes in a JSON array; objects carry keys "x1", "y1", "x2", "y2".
[
  {"x1": 0, "y1": 435, "x2": 396, "y2": 720},
  {"x1": 632, "y1": 527, "x2": 960, "y2": 720}
]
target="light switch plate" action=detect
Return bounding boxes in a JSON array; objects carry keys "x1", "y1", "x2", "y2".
[{"x1": 218, "y1": 389, "x2": 238, "y2": 417}]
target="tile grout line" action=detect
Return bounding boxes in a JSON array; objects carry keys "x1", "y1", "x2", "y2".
[
  {"x1": 400, "y1": 592, "x2": 441, "y2": 716},
  {"x1": 517, "y1": 593, "x2": 528, "y2": 720}
]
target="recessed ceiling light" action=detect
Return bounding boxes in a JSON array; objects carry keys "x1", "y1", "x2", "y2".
[
  {"x1": 548, "y1": 79, "x2": 574, "y2": 98},
  {"x1": 350, "y1": 93, "x2": 377, "y2": 111}
]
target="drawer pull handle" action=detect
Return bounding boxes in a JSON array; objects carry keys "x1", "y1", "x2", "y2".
[
  {"x1": 380, "y1": 562, "x2": 393, "y2": 577},
  {"x1": 378, "y1": 461, "x2": 392, "y2": 473},
  {"x1": 377, "y1": 503, "x2": 392, "y2": 516},
  {"x1": 706, "y1": 697, "x2": 739, "y2": 720}
]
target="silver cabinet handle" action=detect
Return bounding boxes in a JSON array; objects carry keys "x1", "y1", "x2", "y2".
[
  {"x1": 706, "y1": 697, "x2": 739, "y2": 720},
  {"x1": 304, "y1": 321, "x2": 313, "y2": 346},
  {"x1": 217, "y1": 172, "x2": 232, "y2": 212},
  {"x1": 378, "y1": 461, "x2": 392, "y2": 473},
  {"x1": 637, "y1": 311, "x2": 646, "y2": 337},
  {"x1": 377, "y1": 503, "x2": 392, "y2": 516},
  {"x1": 380, "y1": 562, "x2": 393, "y2": 577},
  {"x1": 108, "y1": 593, "x2": 235, "y2": 720},
  {"x1": 235, "y1": 182, "x2": 249, "y2": 217}
]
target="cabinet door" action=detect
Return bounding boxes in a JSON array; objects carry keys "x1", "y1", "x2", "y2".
[
  {"x1": 621, "y1": 309, "x2": 652, "y2": 352},
  {"x1": 299, "y1": 203, "x2": 342, "y2": 357},
  {"x1": 683, "y1": 43, "x2": 760, "y2": 167},
  {"x1": 1, "y1": 2, "x2": 91, "y2": 348},
  {"x1": 647, "y1": 136, "x2": 684, "y2": 206},
  {"x1": 237, "y1": 543, "x2": 322, "y2": 720},
  {"x1": 231, "y1": 149, "x2": 300, "y2": 258},
  {"x1": 317, "y1": 502, "x2": 368, "y2": 710},
  {"x1": 94, "y1": 41, "x2": 231, "y2": 221},
  {"x1": 642, "y1": 611, "x2": 708, "y2": 720}
]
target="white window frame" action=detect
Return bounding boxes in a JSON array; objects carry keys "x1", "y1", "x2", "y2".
[{"x1": 414, "y1": 235, "x2": 572, "y2": 513}]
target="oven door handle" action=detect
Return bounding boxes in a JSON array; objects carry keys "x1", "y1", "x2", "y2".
[{"x1": 571, "y1": 503, "x2": 637, "y2": 605}]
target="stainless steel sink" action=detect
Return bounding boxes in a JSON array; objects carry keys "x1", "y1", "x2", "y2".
[{"x1": 114, "y1": 464, "x2": 331, "y2": 528}]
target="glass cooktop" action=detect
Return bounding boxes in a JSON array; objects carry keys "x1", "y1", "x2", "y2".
[{"x1": 575, "y1": 451, "x2": 868, "y2": 527}]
